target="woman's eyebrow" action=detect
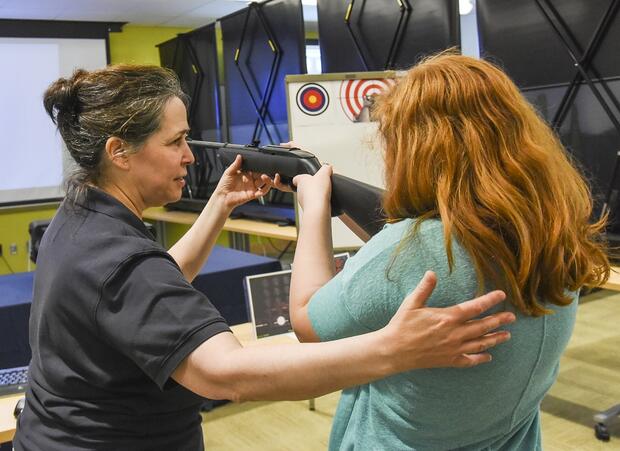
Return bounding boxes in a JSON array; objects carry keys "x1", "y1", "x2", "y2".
[{"x1": 166, "y1": 129, "x2": 190, "y2": 142}]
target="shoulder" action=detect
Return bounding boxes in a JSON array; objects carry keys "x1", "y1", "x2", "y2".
[
  {"x1": 343, "y1": 218, "x2": 447, "y2": 281},
  {"x1": 68, "y1": 203, "x2": 166, "y2": 267},
  {"x1": 104, "y1": 250, "x2": 182, "y2": 291},
  {"x1": 40, "y1": 204, "x2": 172, "y2": 297},
  {"x1": 344, "y1": 217, "x2": 478, "y2": 318},
  {"x1": 319, "y1": 219, "x2": 455, "y2": 328}
]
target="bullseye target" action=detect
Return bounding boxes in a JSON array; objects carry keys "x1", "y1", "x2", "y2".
[
  {"x1": 296, "y1": 83, "x2": 329, "y2": 116},
  {"x1": 339, "y1": 78, "x2": 396, "y2": 122}
]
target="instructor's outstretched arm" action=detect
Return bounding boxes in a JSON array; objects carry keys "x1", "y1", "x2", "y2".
[{"x1": 173, "y1": 271, "x2": 514, "y2": 403}]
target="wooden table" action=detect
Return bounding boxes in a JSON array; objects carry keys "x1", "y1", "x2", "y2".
[
  {"x1": 143, "y1": 207, "x2": 297, "y2": 250},
  {"x1": 0, "y1": 323, "x2": 300, "y2": 444},
  {"x1": 0, "y1": 393, "x2": 23, "y2": 444}
]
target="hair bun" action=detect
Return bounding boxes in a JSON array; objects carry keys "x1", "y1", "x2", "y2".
[{"x1": 43, "y1": 69, "x2": 87, "y2": 124}]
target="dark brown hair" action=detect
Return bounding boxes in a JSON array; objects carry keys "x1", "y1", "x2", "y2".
[
  {"x1": 43, "y1": 64, "x2": 188, "y2": 202},
  {"x1": 373, "y1": 52, "x2": 609, "y2": 316}
]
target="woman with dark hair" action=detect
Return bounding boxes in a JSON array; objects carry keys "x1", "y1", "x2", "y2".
[
  {"x1": 14, "y1": 65, "x2": 515, "y2": 450},
  {"x1": 289, "y1": 53, "x2": 610, "y2": 450}
]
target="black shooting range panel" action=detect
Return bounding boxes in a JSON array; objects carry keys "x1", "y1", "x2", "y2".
[
  {"x1": 220, "y1": 0, "x2": 306, "y2": 146},
  {"x1": 317, "y1": 0, "x2": 460, "y2": 73},
  {"x1": 158, "y1": 23, "x2": 222, "y2": 142},
  {"x1": 158, "y1": 24, "x2": 226, "y2": 201},
  {"x1": 477, "y1": 0, "x2": 620, "y2": 88},
  {"x1": 477, "y1": 0, "x2": 620, "y2": 230}
]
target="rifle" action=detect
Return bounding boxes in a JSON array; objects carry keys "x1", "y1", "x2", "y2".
[{"x1": 187, "y1": 140, "x2": 386, "y2": 238}]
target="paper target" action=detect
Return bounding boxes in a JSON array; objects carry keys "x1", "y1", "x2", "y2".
[
  {"x1": 339, "y1": 78, "x2": 396, "y2": 122},
  {"x1": 296, "y1": 83, "x2": 329, "y2": 116}
]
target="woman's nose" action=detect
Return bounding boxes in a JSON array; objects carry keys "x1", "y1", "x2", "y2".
[{"x1": 183, "y1": 141, "x2": 195, "y2": 165}]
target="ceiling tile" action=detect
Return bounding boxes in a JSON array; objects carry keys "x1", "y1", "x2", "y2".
[
  {"x1": 161, "y1": 15, "x2": 217, "y2": 28},
  {"x1": 186, "y1": 2, "x2": 247, "y2": 19},
  {"x1": 1, "y1": 0, "x2": 61, "y2": 14},
  {"x1": 56, "y1": 11, "x2": 128, "y2": 22},
  {"x1": 0, "y1": 0, "x2": 316, "y2": 27},
  {"x1": 135, "y1": 0, "x2": 213, "y2": 14},
  {"x1": 0, "y1": 9, "x2": 63, "y2": 20},
  {"x1": 116, "y1": 12, "x2": 179, "y2": 26}
]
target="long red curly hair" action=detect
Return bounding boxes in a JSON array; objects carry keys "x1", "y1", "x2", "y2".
[{"x1": 373, "y1": 52, "x2": 610, "y2": 316}]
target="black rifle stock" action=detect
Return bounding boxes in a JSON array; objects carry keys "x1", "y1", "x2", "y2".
[{"x1": 187, "y1": 140, "x2": 386, "y2": 237}]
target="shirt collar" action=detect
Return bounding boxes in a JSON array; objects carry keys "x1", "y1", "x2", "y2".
[{"x1": 77, "y1": 187, "x2": 154, "y2": 240}]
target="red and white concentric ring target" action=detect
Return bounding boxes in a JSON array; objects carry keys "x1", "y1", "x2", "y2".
[{"x1": 339, "y1": 78, "x2": 396, "y2": 122}]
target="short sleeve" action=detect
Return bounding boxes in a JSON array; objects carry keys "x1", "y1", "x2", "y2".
[
  {"x1": 307, "y1": 272, "x2": 372, "y2": 341},
  {"x1": 95, "y1": 253, "x2": 230, "y2": 389},
  {"x1": 308, "y1": 219, "x2": 476, "y2": 343}
]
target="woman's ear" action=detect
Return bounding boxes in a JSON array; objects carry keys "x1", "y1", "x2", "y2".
[{"x1": 104, "y1": 137, "x2": 130, "y2": 170}]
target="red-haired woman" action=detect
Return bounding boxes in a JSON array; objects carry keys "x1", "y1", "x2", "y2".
[{"x1": 288, "y1": 53, "x2": 610, "y2": 450}]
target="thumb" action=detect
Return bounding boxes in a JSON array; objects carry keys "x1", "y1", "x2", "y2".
[
  {"x1": 319, "y1": 164, "x2": 333, "y2": 177},
  {"x1": 280, "y1": 141, "x2": 298, "y2": 149},
  {"x1": 401, "y1": 271, "x2": 437, "y2": 310},
  {"x1": 292, "y1": 174, "x2": 310, "y2": 188},
  {"x1": 224, "y1": 154, "x2": 243, "y2": 175}
]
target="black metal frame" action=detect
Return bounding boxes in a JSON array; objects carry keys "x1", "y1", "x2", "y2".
[
  {"x1": 159, "y1": 25, "x2": 224, "y2": 201},
  {"x1": 175, "y1": 35, "x2": 205, "y2": 125},
  {"x1": 385, "y1": 0, "x2": 413, "y2": 69},
  {"x1": 344, "y1": 0, "x2": 413, "y2": 71},
  {"x1": 344, "y1": 0, "x2": 370, "y2": 70},
  {"x1": 234, "y1": 2, "x2": 283, "y2": 145},
  {"x1": 533, "y1": 0, "x2": 620, "y2": 218}
]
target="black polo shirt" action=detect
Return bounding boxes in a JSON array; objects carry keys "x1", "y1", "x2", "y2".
[{"x1": 14, "y1": 188, "x2": 230, "y2": 451}]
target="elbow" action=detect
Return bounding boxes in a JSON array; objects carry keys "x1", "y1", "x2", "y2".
[
  {"x1": 177, "y1": 357, "x2": 248, "y2": 403},
  {"x1": 193, "y1": 373, "x2": 249, "y2": 404},
  {"x1": 294, "y1": 331, "x2": 318, "y2": 343},
  {"x1": 199, "y1": 361, "x2": 253, "y2": 403},
  {"x1": 222, "y1": 388, "x2": 246, "y2": 404},
  {"x1": 173, "y1": 333, "x2": 256, "y2": 402},
  {"x1": 292, "y1": 323, "x2": 318, "y2": 343},
  {"x1": 290, "y1": 309, "x2": 320, "y2": 343}
]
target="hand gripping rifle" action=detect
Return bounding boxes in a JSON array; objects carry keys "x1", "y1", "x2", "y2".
[{"x1": 187, "y1": 140, "x2": 386, "y2": 238}]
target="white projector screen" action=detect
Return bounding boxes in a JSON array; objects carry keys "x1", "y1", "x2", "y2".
[{"x1": 0, "y1": 37, "x2": 107, "y2": 206}]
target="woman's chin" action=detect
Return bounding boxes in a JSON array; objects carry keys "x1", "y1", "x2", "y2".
[
  {"x1": 153, "y1": 192, "x2": 183, "y2": 208},
  {"x1": 167, "y1": 192, "x2": 183, "y2": 205}
]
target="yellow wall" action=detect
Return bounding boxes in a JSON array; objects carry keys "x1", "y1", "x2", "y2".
[
  {"x1": 109, "y1": 25, "x2": 192, "y2": 65},
  {"x1": 0, "y1": 204, "x2": 58, "y2": 274}
]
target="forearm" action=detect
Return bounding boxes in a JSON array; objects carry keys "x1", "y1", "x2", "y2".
[
  {"x1": 290, "y1": 205, "x2": 334, "y2": 334},
  {"x1": 184, "y1": 331, "x2": 392, "y2": 403},
  {"x1": 168, "y1": 193, "x2": 231, "y2": 281}
]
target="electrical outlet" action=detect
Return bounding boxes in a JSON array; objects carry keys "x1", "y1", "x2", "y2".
[{"x1": 9, "y1": 244, "x2": 17, "y2": 255}]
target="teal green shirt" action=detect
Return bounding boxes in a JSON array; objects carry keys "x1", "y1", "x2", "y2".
[{"x1": 308, "y1": 218, "x2": 577, "y2": 450}]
